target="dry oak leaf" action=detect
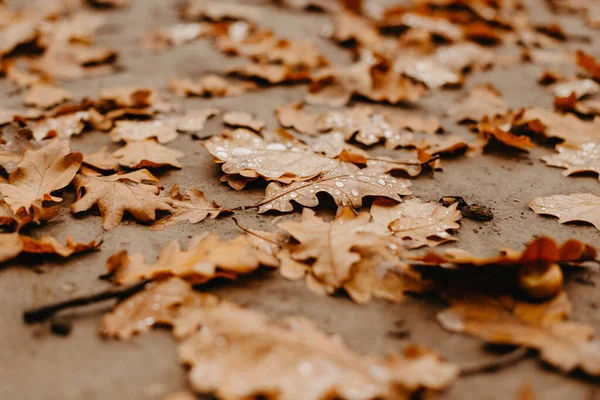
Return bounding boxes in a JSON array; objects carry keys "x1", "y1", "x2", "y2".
[
  {"x1": 152, "y1": 184, "x2": 228, "y2": 230},
  {"x1": 176, "y1": 108, "x2": 220, "y2": 133},
  {"x1": 30, "y1": 111, "x2": 90, "y2": 141},
  {"x1": 0, "y1": 232, "x2": 99, "y2": 263},
  {"x1": 139, "y1": 23, "x2": 211, "y2": 53},
  {"x1": 577, "y1": 50, "x2": 600, "y2": 81},
  {"x1": 370, "y1": 198, "x2": 461, "y2": 249},
  {"x1": 278, "y1": 207, "x2": 382, "y2": 290},
  {"x1": 110, "y1": 120, "x2": 179, "y2": 144},
  {"x1": 106, "y1": 233, "x2": 277, "y2": 285},
  {"x1": 438, "y1": 291, "x2": 600, "y2": 376},
  {"x1": 476, "y1": 125, "x2": 535, "y2": 152},
  {"x1": 228, "y1": 62, "x2": 311, "y2": 84},
  {"x1": 99, "y1": 86, "x2": 156, "y2": 108},
  {"x1": 447, "y1": 84, "x2": 508, "y2": 123},
  {"x1": 181, "y1": 0, "x2": 260, "y2": 22},
  {"x1": 83, "y1": 146, "x2": 119, "y2": 171},
  {"x1": 0, "y1": 125, "x2": 42, "y2": 173},
  {"x1": 517, "y1": 108, "x2": 600, "y2": 144},
  {"x1": 99, "y1": 278, "x2": 458, "y2": 397},
  {"x1": 411, "y1": 236, "x2": 597, "y2": 267},
  {"x1": 0, "y1": 199, "x2": 59, "y2": 232},
  {"x1": 203, "y1": 129, "x2": 339, "y2": 183},
  {"x1": 222, "y1": 111, "x2": 265, "y2": 132},
  {"x1": 530, "y1": 193, "x2": 600, "y2": 230},
  {"x1": 257, "y1": 162, "x2": 412, "y2": 213},
  {"x1": 71, "y1": 169, "x2": 173, "y2": 231},
  {"x1": 168, "y1": 75, "x2": 257, "y2": 98},
  {"x1": 0, "y1": 140, "x2": 82, "y2": 213},
  {"x1": 112, "y1": 139, "x2": 184, "y2": 169},
  {"x1": 541, "y1": 141, "x2": 600, "y2": 181},
  {"x1": 551, "y1": 79, "x2": 600, "y2": 99},
  {"x1": 23, "y1": 83, "x2": 72, "y2": 110},
  {"x1": 275, "y1": 102, "x2": 318, "y2": 135}
]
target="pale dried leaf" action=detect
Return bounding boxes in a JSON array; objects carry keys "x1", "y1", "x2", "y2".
[
  {"x1": 112, "y1": 139, "x2": 184, "y2": 169},
  {"x1": 223, "y1": 111, "x2": 265, "y2": 132},
  {"x1": 169, "y1": 75, "x2": 257, "y2": 98},
  {"x1": 110, "y1": 120, "x2": 179, "y2": 143},
  {"x1": 541, "y1": 141, "x2": 600, "y2": 180},
  {"x1": 447, "y1": 84, "x2": 508, "y2": 123},
  {"x1": 176, "y1": 108, "x2": 220, "y2": 133},
  {"x1": 530, "y1": 193, "x2": 600, "y2": 230},
  {"x1": 258, "y1": 162, "x2": 412, "y2": 213},
  {"x1": 30, "y1": 111, "x2": 89, "y2": 141},
  {"x1": 83, "y1": 146, "x2": 119, "y2": 171},
  {"x1": 23, "y1": 83, "x2": 72, "y2": 110}
]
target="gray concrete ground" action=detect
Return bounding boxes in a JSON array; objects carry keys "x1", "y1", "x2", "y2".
[{"x1": 1, "y1": 1, "x2": 600, "y2": 399}]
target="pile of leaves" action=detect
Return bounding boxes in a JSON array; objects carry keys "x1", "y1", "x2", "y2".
[{"x1": 3, "y1": 0, "x2": 600, "y2": 399}]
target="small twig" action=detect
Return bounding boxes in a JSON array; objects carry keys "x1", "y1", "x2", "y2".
[
  {"x1": 23, "y1": 279, "x2": 152, "y2": 324},
  {"x1": 459, "y1": 347, "x2": 530, "y2": 376}
]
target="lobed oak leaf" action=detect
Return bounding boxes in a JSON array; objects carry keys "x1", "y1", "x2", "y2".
[
  {"x1": 0, "y1": 140, "x2": 82, "y2": 213},
  {"x1": 110, "y1": 120, "x2": 179, "y2": 144},
  {"x1": 112, "y1": 139, "x2": 184, "y2": 169},
  {"x1": 0, "y1": 125, "x2": 41, "y2": 173},
  {"x1": 106, "y1": 233, "x2": 277, "y2": 285},
  {"x1": 0, "y1": 22, "x2": 39, "y2": 58},
  {"x1": 576, "y1": 50, "x2": 600, "y2": 81},
  {"x1": 438, "y1": 291, "x2": 600, "y2": 376},
  {"x1": 257, "y1": 162, "x2": 412, "y2": 213},
  {"x1": 99, "y1": 86, "x2": 156, "y2": 108},
  {"x1": 23, "y1": 83, "x2": 72, "y2": 110},
  {"x1": 530, "y1": 193, "x2": 600, "y2": 230},
  {"x1": 222, "y1": 111, "x2": 265, "y2": 132},
  {"x1": 152, "y1": 184, "x2": 229, "y2": 230},
  {"x1": 203, "y1": 129, "x2": 339, "y2": 183},
  {"x1": 541, "y1": 141, "x2": 600, "y2": 181},
  {"x1": 71, "y1": 169, "x2": 173, "y2": 230},
  {"x1": 275, "y1": 102, "x2": 318, "y2": 135},
  {"x1": 176, "y1": 108, "x2": 220, "y2": 133},
  {"x1": 168, "y1": 75, "x2": 257, "y2": 98},
  {"x1": 139, "y1": 23, "x2": 211, "y2": 53},
  {"x1": 228, "y1": 62, "x2": 311, "y2": 84},
  {"x1": 551, "y1": 79, "x2": 600, "y2": 99},
  {"x1": 370, "y1": 198, "x2": 461, "y2": 248},
  {"x1": 447, "y1": 84, "x2": 508, "y2": 123},
  {"x1": 0, "y1": 198, "x2": 60, "y2": 231},
  {"x1": 476, "y1": 125, "x2": 535, "y2": 152},
  {"x1": 30, "y1": 111, "x2": 90, "y2": 141}
]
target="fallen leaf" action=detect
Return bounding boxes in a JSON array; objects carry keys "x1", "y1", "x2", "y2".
[
  {"x1": 275, "y1": 102, "x2": 318, "y2": 135},
  {"x1": 106, "y1": 233, "x2": 277, "y2": 285},
  {"x1": 168, "y1": 75, "x2": 256, "y2": 97},
  {"x1": 152, "y1": 184, "x2": 228, "y2": 230},
  {"x1": 30, "y1": 111, "x2": 90, "y2": 141},
  {"x1": 176, "y1": 108, "x2": 220, "y2": 133},
  {"x1": 0, "y1": 125, "x2": 41, "y2": 173},
  {"x1": 87, "y1": 0, "x2": 130, "y2": 7},
  {"x1": 110, "y1": 120, "x2": 179, "y2": 143},
  {"x1": 0, "y1": 140, "x2": 82, "y2": 213},
  {"x1": 23, "y1": 83, "x2": 73, "y2": 110},
  {"x1": 551, "y1": 79, "x2": 600, "y2": 98},
  {"x1": 0, "y1": 232, "x2": 99, "y2": 263},
  {"x1": 112, "y1": 139, "x2": 184, "y2": 169},
  {"x1": 0, "y1": 199, "x2": 60, "y2": 231},
  {"x1": 100, "y1": 278, "x2": 458, "y2": 397},
  {"x1": 0, "y1": 22, "x2": 39, "y2": 58},
  {"x1": 258, "y1": 162, "x2": 412, "y2": 213},
  {"x1": 139, "y1": 23, "x2": 211, "y2": 52},
  {"x1": 541, "y1": 141, "x2": 600, "y2": 181},
  {"x1": 228, "y1": 62, "x2": 311, "y2": 84},
  {"x1": 577, "y1": 50, "x2": 600, "y2": 81},
  {"x1": 99, "y1": 86, "x2": 156, "y2": 108},
  {"x1": 411, "y1": 236, "x2": 597, "y2": 266},
  {"x1": 477, "y1": 125, "x2": 535, "y2": 152},
  {"x1": 83, "y1": 146, "x2": 120, "y2": 171},
  {"x1": 370, "y1": 198, "x2": 462, "y2": 248},
  {"x1": 516, "y1": 108, "x2": 600, "y2": 144},
  {"x1": 447, "y1": 84, "x2": 508, "y2": 123},
  {"x1": 222, "y1": 111, "x2": 265, "y2": 132},
  {"x1": 530, "y1": 193, "x2": 600, "y2": 230},
  {"x1": 438, "y1": 291, "x2": 600, "y2": 376},
  {"x1": 71, "y1": 169, "x2": 173, "y2": 230},
  {"x1": 204, "y1": 129, "x2": 339, "y2": 183},
  {"x1": 181, "y1": 0, "x2": 260, "y2": 22}
]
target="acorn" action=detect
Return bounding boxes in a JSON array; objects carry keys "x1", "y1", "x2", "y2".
[{"x1": 517, "y1": 262, "x2": 563, "y2": 300}]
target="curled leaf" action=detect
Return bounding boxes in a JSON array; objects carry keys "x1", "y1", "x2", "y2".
[{"x1": 530, "y1": 193, "x2": 600, "y2": 230}]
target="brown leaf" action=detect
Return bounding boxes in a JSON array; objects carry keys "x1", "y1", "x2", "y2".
[
  {"x1": 370, "y1": 198, "x2": 461, "y2": 248},
  {"x1": 152, "y1": 184, "x2": 228, "y2": 230},
  {"x1": 517, "y1": 108, "x2": 600, "y2": 144},
  {"x1": 222, "y1": 111, "x2": 265, "y2": 132},
  {"x1": 541, "y1": 141, "x2": 600, "y2": 181},
  {"x1": 0, "y1": 22, "x2": 39, "y2": 58},
  {"x1": 0, "y1": 232, "x2": 99, "y2": 263},
  {"x1": 411, "y1": 236, "x2": 597, "y2": 266},
  {"x1": 23, "y1": 83, "x2": 73, "y2": 110},
  {"x1": 110, "y1": 120, "x2": 179, "y2": 143},
  {"x1": 257, "y1": 162, "x2": 412, "y2": 213},
  {"x1": 176, "y1": 108, "x2": 220, "y2": 133},
  {"x1": 551, "y1": 79, "x2": 600, "y2": 99},
  {"x1": 139, "y1": 23, "x2": 211, "y2": 53},
  {"x1": 530, "y1": 193, "x2": 600, "y2": 230},
  {"x1": 168, "y1": 75, "x2": 257, "y2": 98},
  {"x1": 71, "y1": 169, "x2": 173, "y2": 230},
  {"x1": 438, "y1": 291, "x2": 600, "y2": 376},
  {"x1": 228, "y1": 62, "x2": 311, "y2": 84},
  {"x1": 100, "y1": 278, "x2": 458, "y2": 397},
  {"x1": 112, "y1": 139, "x2": 184, "y2": 169},
  {"x1": 577, "y1": 50, "x2": 600, "y2": 81},
  {"x1": 0, "y1": 199, "x2": 60, "y2": 231},
  {"x1": 83, "y1": 146, "x2": 120, "y2": 172},
  {"x1": 0, "y1": 140, "x2": 82, "y2": 213},
  {"x1": 275, "y1": 102, "x2": 318, "y2": 135},
  {"x1": 30, "y1": 111, "x2": 89, "y2": 141},
  {"x1": 477, "y1": 125, "x2": 535, "y2": 152},
  {"x1": 307, "y1": 61, "x2": 427, "y2": 107},
  {"x1": 204, "y1": 129, "x2": 339, "y2": 183},
  {"x1": 99, "y1": 86, "x2": 156, "y2": 108},
  {"x1": 0, "y1": 125, "x2": 41, "y2": 173},
  {"x1": 447, "y1": 84, "x2": 508, "y2": 123},
  {"x1": 106, "y1": 233, "x2": 277, "y2": 285}
]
